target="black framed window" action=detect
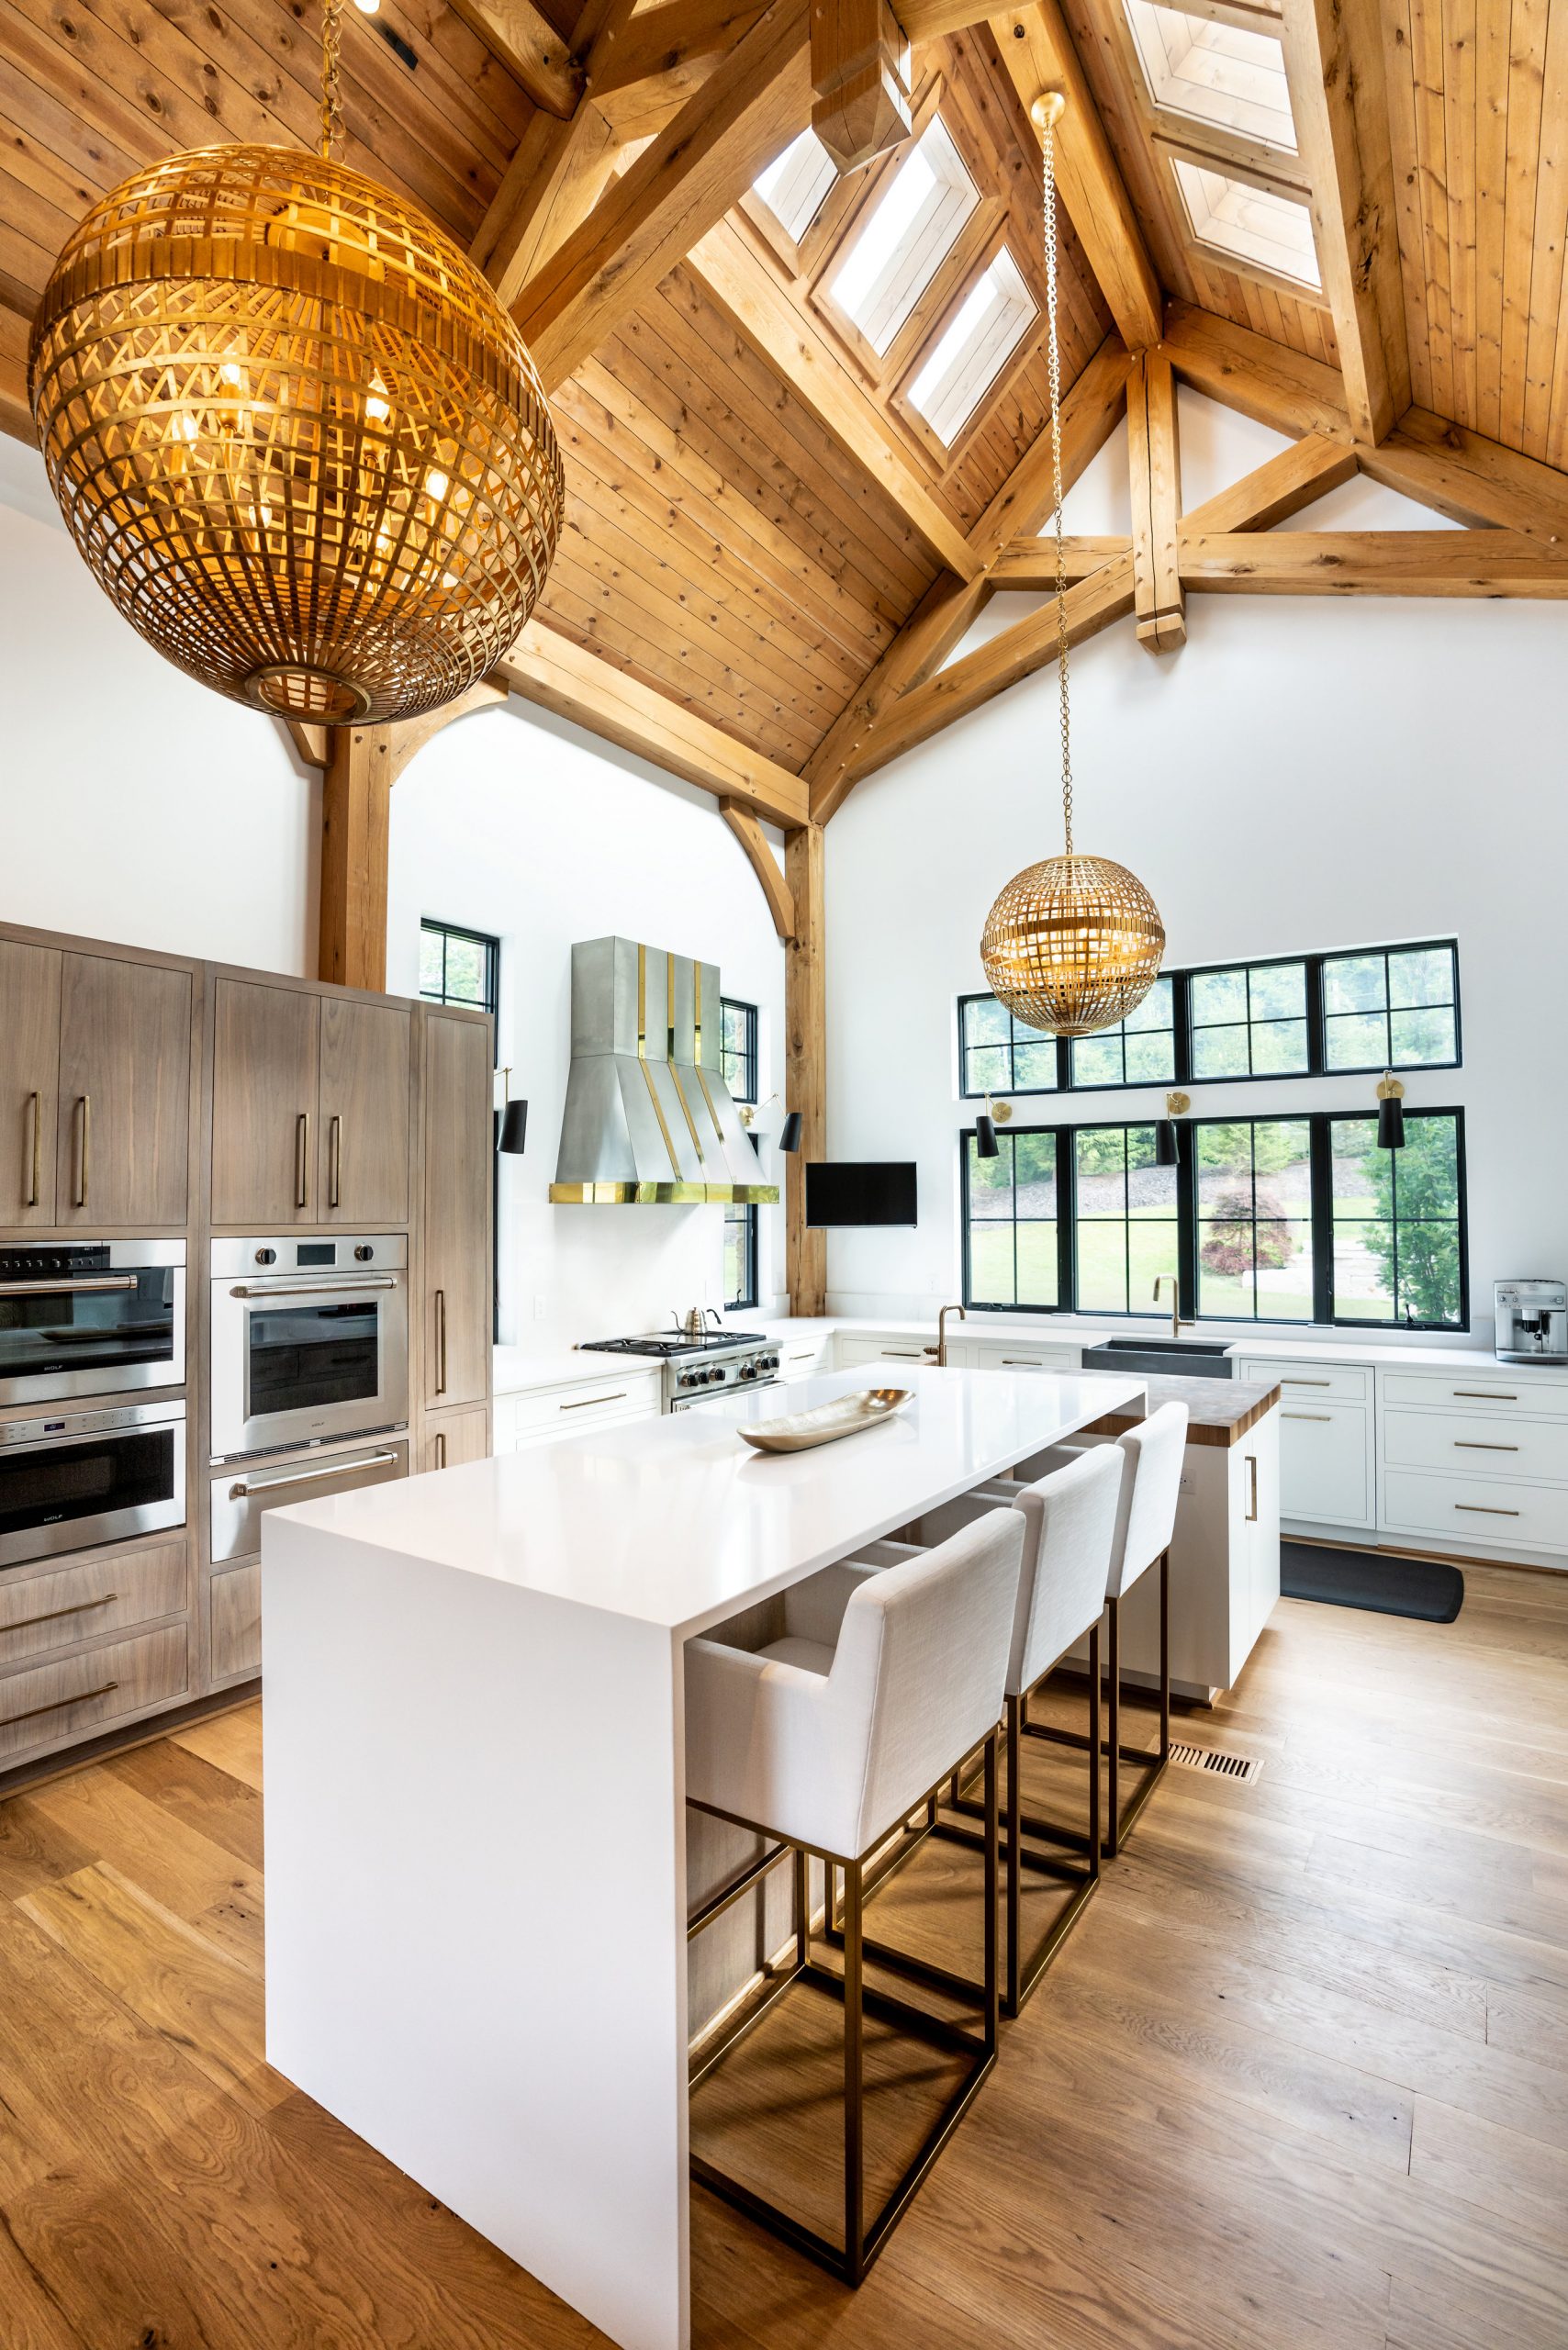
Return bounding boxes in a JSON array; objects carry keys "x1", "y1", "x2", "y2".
[
  {"x1": 1322, "y1": 943, "x2": 1460, "y2": 1073},
  {"x1": 420, "y1": 919, "x2": 499, "y2": 1027},
  {"x1": 958, "y1": 938, "x2": 1459, "y2": 1097},
  {"x1": 1069, "y1": 978, "x2": 1178, "y2": 1090},
  {"x1": 721, "y1": 996, "x2": 760, "y2": 1310},
  {"x1": 960, "y1": 1107, "x2": 1466, "y2": 1330},
  {"x1": 720, "y1": 996, "x2": 758, "y2": 1104},
  {"x1": 1072, "y1": 1125, "x2": 1179, "y2": 1313}
]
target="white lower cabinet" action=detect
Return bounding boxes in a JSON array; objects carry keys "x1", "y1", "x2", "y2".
[
  {"x1": 775, "y1": 1337, "x2": 832, "y2": 1383},
  {"x1": 502, "y1": 1369, "x2": 663, "y2": 1449},
  {"x1": 1237, "y1": 1358, "x2": 1374, "y2": 1531},
  {"x1": 953, "y1": 1337, "x2": 1081, "y2": 1374},
  {"x1": 834, "y1": 1337, "x2": 931, "y2": 1371}
]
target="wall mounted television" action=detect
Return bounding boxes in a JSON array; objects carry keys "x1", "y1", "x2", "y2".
[{"x1": 805, "y1": 1162, "x2": 918, "y2": 1227}]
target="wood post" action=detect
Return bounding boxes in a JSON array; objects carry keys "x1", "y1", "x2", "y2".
[
  {"x1": 811, "y1": 0, "x2": 912, "y2": 173},
  {"x1": 318, "y1": 725, "x2": 393, "y2": 992},
  {"x1": 1127, "y1": 347, "x2": 1184, "y2": 651},
  {"x1": 784, "y1": 822, "x2": 826, "y2": 1317}
]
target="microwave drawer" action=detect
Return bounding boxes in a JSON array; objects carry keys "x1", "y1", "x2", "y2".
[{"x1": 211, "y1": 1436, "x2": 409, "y2": 1563}]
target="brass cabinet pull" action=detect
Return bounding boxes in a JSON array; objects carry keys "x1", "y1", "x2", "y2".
[
  {"x1": 1001, "y1": 1357, "x2": 1043, "y2": 1368},
  {"x1": 434, "y1": 1289, "x2": 448, "y2": 1395},
  {"x1": 1453, "y1": 1390, "x2": 1516, "y2": 1402},
  {"x1": 26, "y1": 1090, "x2": 40, "y2": 1208},
  {"x1": 880, "y1": 1349, "x2": 924, "y2": 1360},
  {"x1": 295, "y1": 1111, "x2": 310, "y2": 1210},
  {"x1": 227, "y1": 1449, "x2": 398, "y2": 1500},
  {"x1": 2, "y1": 1678, "x2": 118, "y2": 1732},
  {"x1": 435, "y1": 1431, "x2": 447, "y2": 1469},
  {"x1": 1455, "y1": 1502, "x2": 1520, "y2": 1516},
  {"x1": 329, "y1": 1113, "x2": 342, "y2": 1210},
  {"x1": 1454, "y1": 1439, "x2": 1520, "y2": 1452},
  {"x1": 6, "y1": 1592, "x2": 116, "y2": 1636},
  {"x1": 561, "y1": 1390, "x2": 627, "y2": 1410},
  {"x1": 75, "y1": 1093, "x2": 90, "y2": 1208},
  {"x1": 1282, "y1": 1411, "x2": 1331, "y2": 1421},
  {"x1": 1245, "y1": 1453, "x2": 1259, "y2": 1521},
  {"x1": 1282, "y1": 1377, "x2": 1333, "y2": 1388}
]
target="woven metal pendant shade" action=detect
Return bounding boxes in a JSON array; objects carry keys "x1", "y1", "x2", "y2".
[
  {"x1": 980, "y1": 853, "x2": 1166, "y2": 1037},
  {"x1": 28, "y1": 144, "x2": 565, "y2": 725}
]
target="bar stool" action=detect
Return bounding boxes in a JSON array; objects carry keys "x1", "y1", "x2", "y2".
[
  {"x1": 845, "y1": 1445, "x2": 1123, "y2": 2014},
  {"x1": 683, "y1": 1508, "x2": 1024, "y2": 2286},
  {"x1": 1010, "y1": 1400, "x2": 1188, "y2": 1858}
]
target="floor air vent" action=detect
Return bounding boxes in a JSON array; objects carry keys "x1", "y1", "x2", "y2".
[{"x1": 1170, "y1": 1742, "x2": 1262, "y2": 1785}]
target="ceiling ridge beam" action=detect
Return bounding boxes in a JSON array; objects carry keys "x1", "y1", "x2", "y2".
[
  {"x1": 511, "y1": 0, "x2": 812, "y2": 390},
  {"x1": 988, "y1": 0, "x2": 1163, "y2": 350},
  {"x1": 445, "y1": 0, "x2": 584, "y2": 117}
]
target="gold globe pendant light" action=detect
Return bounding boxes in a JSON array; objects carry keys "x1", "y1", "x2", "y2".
[
  {"x1": 27, "y1": 0, "x2": 564, "y2": 726},
  {"x1": 979, "y1": 94, "x2": 1163, "y2": 1038}
]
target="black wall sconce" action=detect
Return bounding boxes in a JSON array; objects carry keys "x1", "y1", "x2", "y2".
[
  {"x1": 497, "y1": 1066, "x2": 528, "y2": 1155},
  {"x1": 1155, "y1": 1090, "x2": 1189, "y2": 1167},
  {"x1": 1376, "y1": 1071, "x2": 1406, "y2": 1150}
]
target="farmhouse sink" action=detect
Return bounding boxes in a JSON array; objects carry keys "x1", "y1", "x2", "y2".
[{"x1": 1081, "y1": 1337, "x2": 1236, "y2": 1381}]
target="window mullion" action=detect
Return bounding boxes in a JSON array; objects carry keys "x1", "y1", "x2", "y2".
[{"x1": 1309, "y1": 1115, "x2": 1335, "y2": 1322}]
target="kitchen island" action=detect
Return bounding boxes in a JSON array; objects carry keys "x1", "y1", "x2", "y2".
[{"x1": 261, "y1": 1363, "x2": 1145, "y2": 2350}]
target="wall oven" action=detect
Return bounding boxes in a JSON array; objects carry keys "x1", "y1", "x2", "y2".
[
  {"x1": 0, "y1": 1242, "x2": 185, "y2": 1408},
  {"x1": 0, "y1": 1399, "x2": 186, "y2": 1570},
  {"x1": 209, "y1": 1236, "x2": 409, "y2": 1460},
  {"x1": 210, "y1": 1431, "x2": 409, "y2": 1564}
]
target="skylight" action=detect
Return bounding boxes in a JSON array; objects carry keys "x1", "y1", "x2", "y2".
[
  {"x1": 752, "y1": 129, "x2": 837, "y2": 245},
  {"x1": 1126, "y1": 0, "x2": 1297, "y2": 152},
  {"x1": 909, "y1": 248, "x2": 1036, "y2": 444},
  {"x1": 1172, "y1": 158, "x2": 1320, "y2": 289},
  {"x1": 829, "y1": 117, "x2": 979, "y2": 355}
]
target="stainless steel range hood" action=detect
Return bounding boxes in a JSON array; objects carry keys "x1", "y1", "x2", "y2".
[{"x1": 550, "y1": 938, "x2": 779, "y2": 1205}]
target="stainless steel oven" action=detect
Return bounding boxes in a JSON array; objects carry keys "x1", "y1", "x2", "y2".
[
  {"x1": 0, "y1": 1399, "x2": 186, "y2": 1569},
  {"x1": 209, "y1": 1236, "x2": 409, "y2": 1461},
  {"x1": 210, "y1": 1431, "x2": 409, "y2": 1563},
  {"x1": 0, "y1": 1242, "x2": 185, "y2": 1407}
]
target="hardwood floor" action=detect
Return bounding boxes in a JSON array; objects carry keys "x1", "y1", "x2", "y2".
[{"x1": 3, "y1": 1568, "x2": 1567, "y2": 2349}]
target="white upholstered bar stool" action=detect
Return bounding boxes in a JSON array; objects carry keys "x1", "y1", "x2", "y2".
[
  {"x1": 683, "y1": 1509, "x2": 1025, "y2": 2286},
  {"x1": 846, "y1": 1445, "x2": 1123, "y2": 2014},
  {"x1": 1008, "y1": 1399, "x2": 1189, "y2": 1858}
]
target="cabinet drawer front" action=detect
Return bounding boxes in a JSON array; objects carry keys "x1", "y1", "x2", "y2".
[
  {"x1": 0, "y1": 1539, "x2": 187, "y2": 1669},
  {"x1": 777, "y1": 1343, "x2": 829, "y2": 1376},
  {"x1": 0, "y1": 1622, "x2": 188, "y2": 1765},
  {"x1": 1383, "y1": 1408, "x2": 1568, "y2": 1485},
  {"x1": 209, "y1": 1562, "x2": 261, "y2": 1684},
  {"x1": 512, "y1": 1374, "x2": 661, "y2": 1433},
  {"x1": 1382, "y1": 1468, "x2": 1568, "y2": 1553},
  {"x1": 837, "y1": 1339, "x2": 927, "y2": 1366},
  {"x1": 973, "y1": 1344, "x2": 1078, "y2": 1373},
  {"x1": 1275, "y1": 1401, "x2": 1373, "y2": 1528},
  {"x1": 1238, "y1": 1359, "x2": 1369, "y2": 1403},
  {"x1": 1382, "y1": 1370, "x2": 1568, "y2": 1419}
]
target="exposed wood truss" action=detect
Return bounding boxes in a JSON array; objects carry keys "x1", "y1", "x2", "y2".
[
  {"x1": 318, "y1": 727, "x2": 393, "y2": 993},
  {"x1": 1126, "y1": 345, "x2": 1182, "y2": 648},
  {"x1": 720, "y1": 802, "x2": 796, "y2": 939}
]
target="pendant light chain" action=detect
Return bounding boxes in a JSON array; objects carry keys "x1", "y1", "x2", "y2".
[
  {"x1": 1041, "y1": 107, "x2": 1073, "y2": 859},
  {"x1": 320, "y1": 0, "x2": 344, "y2": 162}
]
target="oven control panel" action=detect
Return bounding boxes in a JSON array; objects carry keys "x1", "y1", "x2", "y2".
[
  {"x1": 0, "y1": 1243, "x2": 113, "y2": 1281},
  {"x1": 673, "y1": 1351, "x2": 779, "y2": 1393},
  {"x1": 212, "y1": 1235, "x2": 409, "y2": 1275}
]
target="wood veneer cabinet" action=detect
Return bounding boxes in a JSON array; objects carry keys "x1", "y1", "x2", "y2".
[
  {"x1": 0, "y1": 938, "x2": 61, "y2": 1225},
  {"x1": 421, "y1": 1008, "x2": 491, "y2": 1411},
  {"x1": 211, "y1": 979, "x2": 410, "y2": 1227}
]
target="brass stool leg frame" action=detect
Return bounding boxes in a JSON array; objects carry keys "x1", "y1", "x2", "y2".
[
  {"x1": 687, "y1": 1732, "x2": 1000, "y2": 2288},
  {"x1": 1020, "y1": 1550, "x2": 1171, "y2": 1859}
]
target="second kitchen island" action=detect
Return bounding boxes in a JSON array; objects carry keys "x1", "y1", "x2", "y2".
[{"x1": 261, "y1": 1363, "x2": 1146, "y2": 2350}]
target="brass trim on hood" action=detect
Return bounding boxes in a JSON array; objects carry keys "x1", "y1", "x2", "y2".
[{"x1": 548, "y1": 1181, "x2": 780, "y2": 1205}]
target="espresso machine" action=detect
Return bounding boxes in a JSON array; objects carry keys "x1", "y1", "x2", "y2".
[{"x1": 1495, "y1": 1280, "x2": 1568, "y2": 1364}]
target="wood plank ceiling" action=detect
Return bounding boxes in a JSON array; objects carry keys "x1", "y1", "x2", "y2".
[{"x1": 2, "y1": 0, "x2": 1567, "y2": 794}]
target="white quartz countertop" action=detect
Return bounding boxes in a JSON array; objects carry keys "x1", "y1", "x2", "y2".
[{"x1": 277, "y1": 1364, "x2": 1146, "y2": 1636}]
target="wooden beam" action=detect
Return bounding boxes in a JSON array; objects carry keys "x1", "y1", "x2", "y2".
[
  {"x1": 1179, "y1": 429, "x2": 1359, "y2": 532},
  {"x1": 390, "y1": 677, "x2": 511, "y2": 784},
  {"x1": 1179, "y1": 530, "x2": 1568, "y2": 597},
  {"x1": 513, "y1": 0, "x2": 812, "y2": 390},
  {"x1": 1277, "y1": 0, "x2": 1410, "y2": 445},
  {"x1": 589, "y1": 0, "x2": 769, "y2": 92},
  {"x1": 688, "y1": 219, "x2": 979, "y2": 577},
  {"x1": 844, "y1": 552, "x2": 1136, "y2": 779},
  {"x1": 811, "y1": 0, "x2": 913, "y2": 172},
  {"x1": 1126, "y1": 346, "x2": 1183, "y2": 649},
  {"x1": 897, "y1": 0, "x2": 1005, "y2": 35},
  {"x1": 284, "y1": 719, "x2": 330, "y2": 771},
  {"x1": 989, "y1": 0, "x2": 1162, "y2": 350},
  {"x1": 806, "y1": 334, "x2": 1130, "y2": 822},
  {"x1": 784, "y1": 822, "x2": 825, "y2": 1316},
  {"x1": 495, "y1": 620, "x2": 810, "y2": 824},
  {"x1": 319, "y1": 726, "x2": 393, "y2": 992},
  {"x1": 720, "y1": 800, "x2": 796, "y2": 937},
  {"x1": 989, "y1": 535, "x2": 1132, "y2": 586},
  {"x1": 445, "y1": 0, "x2": 584, "y2": 117},
  {"x1": 1161, "y1": 302, "x2": 1351, "y2": 441},
  {"x1": 1358, "y1": 409, "x2": 1568, "y2": 554}
]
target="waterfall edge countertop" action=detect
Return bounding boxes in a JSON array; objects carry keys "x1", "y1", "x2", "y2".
[{"x1": 260, "y1": 1365, "x2": 1146, "y2": 2350}]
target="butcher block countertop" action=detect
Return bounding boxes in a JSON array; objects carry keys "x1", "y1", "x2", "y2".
[{"x1": 1083, "y1": 1375, "x2": 1281, "y2": 1449}]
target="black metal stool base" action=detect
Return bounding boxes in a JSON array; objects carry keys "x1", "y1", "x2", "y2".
[{"x1": 687, "y1": 1731, "x2": 1000, "y2": 2288}]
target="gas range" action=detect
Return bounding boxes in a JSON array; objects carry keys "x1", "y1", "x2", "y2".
[{"x1": 577, "y1": 1331, "x2": 781, "y2": 1412}]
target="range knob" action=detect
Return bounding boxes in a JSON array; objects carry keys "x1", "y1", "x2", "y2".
[
  {"x1": 354, "y1": 1244, "x2": 374, "y2": 1261},
  {"x1": 254, "y1": 1247, "x2": 277, "y2": 1266}
]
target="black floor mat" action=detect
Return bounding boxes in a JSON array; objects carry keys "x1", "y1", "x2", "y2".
[{"x1": 1281, "y1": 1540, "x2": 1464, "y2": 1624}]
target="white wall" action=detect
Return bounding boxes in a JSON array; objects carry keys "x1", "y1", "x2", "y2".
[
  {"x1": 387, "y1": 710, "x2": 788, "y2": 1348},
  {"x1": 0, "y1": 433, "x2": 787, "y2": 1347},
  {"x1": 823, "y1": 393, "x2": 1568, "y2": 1346}
]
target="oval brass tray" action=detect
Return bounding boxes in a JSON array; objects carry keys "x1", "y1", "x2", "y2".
[{"x1": 738, "y1": 1388, "x2": 911, "y2": 1454}]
